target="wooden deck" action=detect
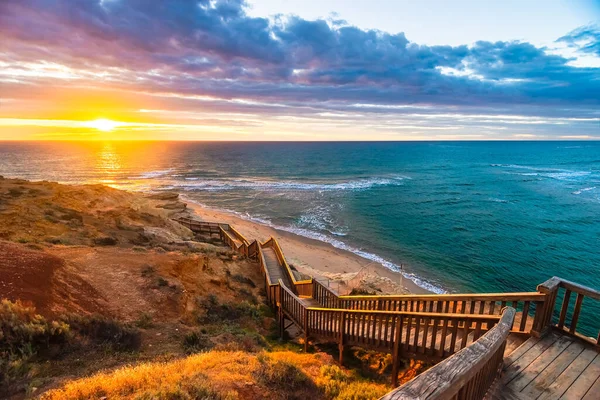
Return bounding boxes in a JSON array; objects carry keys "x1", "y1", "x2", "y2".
[{"x1": 498, "y1": 332, "x2": 600, "y2": 399}]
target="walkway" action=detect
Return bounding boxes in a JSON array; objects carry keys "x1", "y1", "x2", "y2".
[
  {"x1": 174, "y1": 217, "x2": 600, "y2": 399},
  {"x1": 261, "y1": 245, "x2": 294, "y2": 290},
  {"x1": 498, "y1": 332, "x2": 600, "y2": 399}
]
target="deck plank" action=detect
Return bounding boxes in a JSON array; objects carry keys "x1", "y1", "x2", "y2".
[
  {"x1": 520, "y1": 340, "x2": 585, "y2": 399},
  {"x1": 537, "y1": 347, "x2": 598, "y2": 400},
  {"x1": 507, "y1": 335, "x2": 573, "y2": 391},
  {"x1": 503, "y1": 334, "x2": 559, "y2": 382},
  {"x1": 504, "y1": 336, "x2": 540, "y2": 368},
  {"x1": 560, "y1": 353, "x2": 600, "y2": 399},
  {"x1": 582, "y1": 376, "x2": 600, "y2": 400}
]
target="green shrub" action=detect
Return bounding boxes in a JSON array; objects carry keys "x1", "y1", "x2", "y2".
[
  {"x1": 135, "y1": 313, "x2": 154, "y2": 329},
  {"x1": 0, "y1": 300, "x2": 69, "y2": 357},
  {"x1": 183, "y1": 331, "x2": 213, "y2": 354},
  {"x1": 254, "y1": 354, "x2": 311, "y2": 392},
  {"x1": 198, "y1": 296, "x2": 264, "y2": 323},
  {"x1": 0, "y1": 300, "x2": 69, "y2": 384},
  {"x1": 62, "y1": 314, "x2": 141, "y2": 351}
]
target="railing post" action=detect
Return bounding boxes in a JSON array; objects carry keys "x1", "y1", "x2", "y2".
[
  {"x1": 339, "y1": 311, "x2": 346, "y2": 365},
  {"x1": 391, "y1": 316, "x2": 403, "y2": 387},
  {"x1": 533, "y1": 277, "x2": 560, "y2": 337},
  {"x1": 304, "y1": 308, "x2": 309, "y2": 352},
  {"x1": 278, "y1": 284, "x2": 284, "y2": 339}
]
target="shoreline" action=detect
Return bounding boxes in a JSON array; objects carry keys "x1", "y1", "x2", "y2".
[{"x1": 181, "y1": 196, "x2": 433, "y2": 295}]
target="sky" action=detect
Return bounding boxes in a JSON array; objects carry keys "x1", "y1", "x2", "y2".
[{"x1": 0, "y1": 0, "x2": 599, "y2": 141}]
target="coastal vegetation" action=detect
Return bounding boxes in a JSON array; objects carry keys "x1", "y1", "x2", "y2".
[{"x1": 0, "y1": 177, "x2": 420, "y2": 399}]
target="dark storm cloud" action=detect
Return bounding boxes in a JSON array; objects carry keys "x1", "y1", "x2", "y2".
[{"x1": 0, "y1": 0, "x2": 599, "y2": 116}]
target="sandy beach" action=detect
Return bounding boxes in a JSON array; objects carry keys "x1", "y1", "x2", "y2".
[{"x1": 183, "y1": 197, "x2": 430, "y2": 295}]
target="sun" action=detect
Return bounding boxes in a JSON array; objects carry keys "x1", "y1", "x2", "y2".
[{"x1": 85, "y1": 118, "x2": 121, "y2": 132}]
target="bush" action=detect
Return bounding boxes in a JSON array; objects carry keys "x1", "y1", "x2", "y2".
[
  {"x1": 135, "y1": 313, "x2": 154, "y2": 329},
  {"x1": 133, "y1": 378, "x2": 225, "y2": 400},
  {"x1": 62, "y1": 314, "x2": 141, "y2": 351},
  {"x1": 254, "y1": 354, "x2": 311, "y2": 391},
  {"x1": 316, "y1": 364, "x2": 389, "y2": 400},
  {"x1": 0, "y1": 300, "x2": 69, "y2": 357},
  {"x1": 232, "y1": 274, "x2": 256, "y2": 288},
  {"x1": 0, "y1": 300, "x2": 69, "y2": 384},
  {"x1": 141, "y1": 265, "x2": 155, "y2": 277},
  {"x1": 93, "y1": 236, "x2": 118, "y2": 246},
  {"x1": 197, "y1": 296, "x2": 264, "y2": 323},
  {"x1": 183, "y1": 331, "x2": 213, "y2": 354},
  {"x1": 349, "y1": 288, "x2": 376, "y2": 296},
  {"x1": 7, "y1": 188, "x2": 24, "y2": 198},
  {"x1": 211, "y1": 326, "x2": 268, "y2": 353},
  {"x1": 157, "y1": 277, "x2": 169, "y2": 287}
]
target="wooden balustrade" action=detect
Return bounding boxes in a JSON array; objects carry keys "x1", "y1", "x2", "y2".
[
  {"x1": 219, "y1": 227, "x2": 242, "y2": 252},
  {"x1": 295, "y1": 281, "x2": 313, "y2": 297},
  {"x1": 247, "y1": 240, "x2": 259, "y2": 259},
  {"x1": 278, "y1": 281, "x2": 306, "y2": 328},
  {"x1": 279, "y1": 279, "x2": 505, "y2": 376},
  {"x1": 537, "y1": 276, "x2": 600, "y2": 347},
  {"x1": 312, "y1": 279, "x2": 342, "y2": 308},
  {"x1": 381, "y1": 307, "x2": 516, "y2": 399},
  {"x1": 312, "y1": 280, "x2": 543, "y2": 335},
  {"x1": 173, "y1": 217, "x2": 229, "y2": 235}
]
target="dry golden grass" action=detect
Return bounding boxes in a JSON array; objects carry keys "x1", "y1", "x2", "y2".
[{"x1": 42, "y1": 350, "x2": 390, "y2": 400}]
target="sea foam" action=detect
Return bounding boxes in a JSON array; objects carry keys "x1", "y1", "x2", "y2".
[
  {"x1": 169, "y1": 176, "x2": 408, "y2": 192},
  {"x1": 180, "y1": 195, "x2": 447, "y2": 295}
]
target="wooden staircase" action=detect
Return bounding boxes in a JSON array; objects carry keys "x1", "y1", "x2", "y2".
[{"x1": 175, "y1": 217, "x2": 600, "y2": 400}]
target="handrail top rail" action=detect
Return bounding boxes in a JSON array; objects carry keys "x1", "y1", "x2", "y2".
[
  {"x1": 173, "y1": 217, "x2": 228, "y2": 227},
  {"x1": 220, "y1": 227, "x2": 243, "y2": 248},
  {"x1": 228, "y1": 225, "x2": 251, "y2": 245},
  {"x1": 295, "y1": 279, "x2": 313, "y2": 285},
  {"x1": 538, "y1": 276, "x2": 600, "y2": 301},
  {"x1": 305, "y1": 307, "x2": 504, "y2": 320},
  {"x1": 380, "y1": 307, "x2": 516, "y2": 400},
  {"x1": 280, "y1": 279, "x2": 503, "y2": 320},
  {"x1": 337, "y1": 292, "x2": 545, "y2": 302}
]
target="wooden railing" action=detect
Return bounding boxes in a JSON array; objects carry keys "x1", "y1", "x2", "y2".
[
  {"x1": 537, "y1": 277, "x2": 600, "y2": 347},
  {"x1": 175, "y1": 217, "x2": 598, "y2": 397},
  {"x1": 173, "y1": 217, "x2": 228, "y2": 235},
  {"x1": 381, "y1": 307, "x2": 516, "y2": 399},
  {"x1": 278, "y1": 280, "x2": 507, "y2": 385},
  {"x1": 262, "y1": 236, "x2": 313, "y2": 293},
  {"x1": 173, "y1": 217, "x2": 259, "y2": 259},
  {"x1": 312, "y1": 280, "x2": 544, "y2": 335}
]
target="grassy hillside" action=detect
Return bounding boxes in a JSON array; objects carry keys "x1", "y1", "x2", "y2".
[{"x1": 0, "y1": 178, "x2": 424, "y2": 399}]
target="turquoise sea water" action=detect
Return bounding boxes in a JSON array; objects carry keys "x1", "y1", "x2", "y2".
[{"x1": 1, "y1": 141, "x2": 599, "y2": 334}]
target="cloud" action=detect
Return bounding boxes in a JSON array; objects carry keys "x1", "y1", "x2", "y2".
[
  {"x1": 0, "y1": 0, "x2": 599, "y2": 139},
  {"x1": 557, "y1": 24, "x2": 600, "y2": 56}
]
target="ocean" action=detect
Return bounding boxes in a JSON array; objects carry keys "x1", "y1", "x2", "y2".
[{"x1": 1, "y1": 141, "x2": 599, "y2": 334}]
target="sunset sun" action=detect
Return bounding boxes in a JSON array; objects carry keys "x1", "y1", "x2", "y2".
[{"x1": 86, "y1": 118, "x2": 120, "y2": 132}]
